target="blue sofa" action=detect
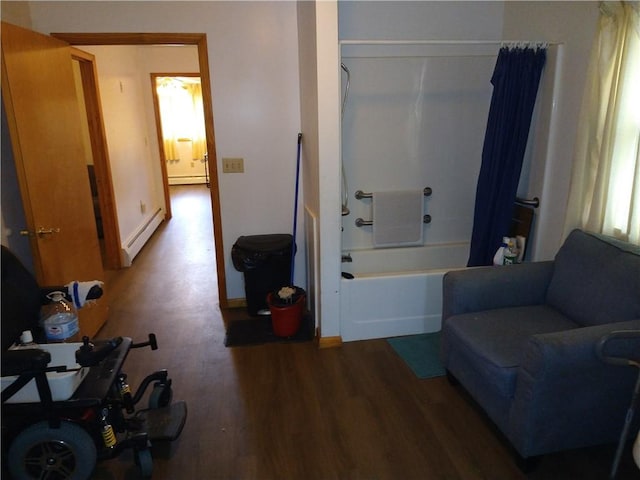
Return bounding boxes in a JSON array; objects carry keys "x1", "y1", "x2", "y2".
[{"x1": 441, "y1": 229, "x2": 640, "y2": 462}]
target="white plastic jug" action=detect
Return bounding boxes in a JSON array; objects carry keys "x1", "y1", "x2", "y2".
[{"x1": 40, "y1": 291, "x2": 80, "y2": 342}]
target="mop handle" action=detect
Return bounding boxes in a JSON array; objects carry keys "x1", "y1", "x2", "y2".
[{"x1": 290, "y1": 133, "x2": 303, "y2": 285}]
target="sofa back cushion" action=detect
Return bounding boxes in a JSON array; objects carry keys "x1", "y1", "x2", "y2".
[{"x1": 546, "y1": 230, "x2": 640, "y2": 326}]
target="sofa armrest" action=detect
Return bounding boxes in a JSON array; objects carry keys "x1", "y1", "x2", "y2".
[
  {"x1": 442, "y1": 261, "x2": 554, "y2": 320},
  {"x1": 509, "y1": 319, "x2": 640, "y2": 457},
  {"x1": 520, "y1": 320, "x2": 640, "y2": 377}
]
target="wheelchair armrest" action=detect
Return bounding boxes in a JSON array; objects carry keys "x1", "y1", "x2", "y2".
[
  {"x1": 596, "y1": 329, "x2": 640, "y2": 366},
  {"x1": 1, "y1": 349, "x2": 51, "y2": 376}
]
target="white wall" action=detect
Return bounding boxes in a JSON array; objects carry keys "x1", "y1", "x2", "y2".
[
  {"x1": 339, "y1": 1, "x2": 505, "y2": 41},
  {"x1": 85, "y1": 47, "x2": 204, "y2": 200},
  {"x1": 23, "y1": 1, "x2": 303, "y2": 300},
  {"x1": 136, "y1": 47, "x2": 204, "y2": 185},
  {"x1": 80, "y1": 46, "x2": 163, "y2": 251},
  {"x1": 315, "y1": 1, "x2": 342, "y2": 338},
  {"x1": 296, "y1": 0, "x2": 342, "y2": 339},
  {"x1": 80, "y1": 45, "x2": 204, "y2": 259},
  {"x1": 297, "y1": 2, "x2": 322, "y2": 332}
]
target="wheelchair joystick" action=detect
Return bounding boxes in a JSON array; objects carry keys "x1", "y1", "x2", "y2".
[
  {"x1": 75, "y1": 336, "x2": 123, "y2": 367},
  {"x1": 80, "y1": 336, "x2": 94, "y2": 352}
]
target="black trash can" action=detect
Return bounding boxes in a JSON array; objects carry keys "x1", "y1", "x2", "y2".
[{"x1": 231, "y1": 234, "x2": 294, "y2": 316}]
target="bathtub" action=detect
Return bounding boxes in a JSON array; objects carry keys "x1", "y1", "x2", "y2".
[{"x1": 339, "y1": 242, "x2": 469, "y2": 342}]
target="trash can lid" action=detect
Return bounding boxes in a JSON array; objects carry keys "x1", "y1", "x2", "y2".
[{"x1": 233, "y1": 234, "x2": 293, "y2": 253}]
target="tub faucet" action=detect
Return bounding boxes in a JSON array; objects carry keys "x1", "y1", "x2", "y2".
[{"x1": 341, "y1": 253, "x2": 352, "y2": 263}]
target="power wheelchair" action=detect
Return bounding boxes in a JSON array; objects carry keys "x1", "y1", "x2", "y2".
[{"x1": 1, "y1": 246, "x2": 187, "y2": 479}]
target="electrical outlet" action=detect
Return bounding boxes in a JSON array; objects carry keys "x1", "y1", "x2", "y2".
[{"x1": 222, "y1": 157, "x2": 244, "y2": 173}]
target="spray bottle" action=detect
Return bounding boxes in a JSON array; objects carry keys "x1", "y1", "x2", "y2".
[{"x1": 493, "y1": 237, "x2": 510, "y2": 266}]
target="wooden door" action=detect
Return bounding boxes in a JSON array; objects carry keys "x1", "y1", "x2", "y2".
[{"x1": 1, "y1": 22, "x2": 108, "y2": 337}]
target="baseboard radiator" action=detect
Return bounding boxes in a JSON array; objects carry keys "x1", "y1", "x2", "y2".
[
  {"x1": 168, "y1": 175, "x2": 208, "y2": 185},
  {"x1": 121, "y1": 207, "x2": 164, "y2": 266}
]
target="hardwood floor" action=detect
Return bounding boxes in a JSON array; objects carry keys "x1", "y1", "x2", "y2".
[{"x1": 92, "y1": 185, "x2": 638, "y2": 480}]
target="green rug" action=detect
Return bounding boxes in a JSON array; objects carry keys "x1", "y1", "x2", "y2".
[{"x1": 386, "y1": 332, "x2": 445, "y2": 379}]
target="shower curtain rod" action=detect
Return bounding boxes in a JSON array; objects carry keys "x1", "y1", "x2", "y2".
[{"x1": 340, "y1": 40, "x2": 560, "y2": 47}]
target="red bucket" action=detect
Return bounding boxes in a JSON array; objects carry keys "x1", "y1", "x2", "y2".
[{"x1": 267, "y1": 292, "x2": 306, "y2": 337}]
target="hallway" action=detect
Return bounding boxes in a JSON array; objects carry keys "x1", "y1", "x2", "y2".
[
  {"x1": 90, "y1": 185, "x2": 636, "y2": 480},
  {"x1": 95, "y1": 184, "x2": 230, "y2": 478},
  {"x1": 102, "y1": 184, "x2": 219, "y2": 337}
]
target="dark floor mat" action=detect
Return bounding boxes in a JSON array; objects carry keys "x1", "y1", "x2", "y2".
[{"x1": 224, "y1": 312, "x2": 314, "y2": 347}]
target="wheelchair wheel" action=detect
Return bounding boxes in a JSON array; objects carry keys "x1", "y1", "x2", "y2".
[
  {"x1": 148, "y1": 382, "x2": 173, "y2": 409},
  {"x1": 8, "y1": 420, "x2": 97, "y2": 480},
  {"x1": 134, "y1": 448, "x2": 153, "y2": 478}
]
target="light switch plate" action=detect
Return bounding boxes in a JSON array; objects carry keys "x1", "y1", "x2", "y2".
[{"x1": 222, "y1": 157, "x2": 244, "y2": 173}]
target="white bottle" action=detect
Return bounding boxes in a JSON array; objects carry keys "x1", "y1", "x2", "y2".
[
  {"x1": 10, "y1": 330, "x2": 39, "y2": 350},
  {"x1": 493, "y1": 237, "x2": 509, "y2": 266},
  {"x1": 503, "y1": 238, "x2": 518, "y2": 265}
]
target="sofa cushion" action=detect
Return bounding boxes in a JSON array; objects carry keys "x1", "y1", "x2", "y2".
[
  {"x1": 443, "y1": 305, "x2": 579, "y2": 399},
  {"x1": 546, "y1": 230, "x2": 640, "y2": 327}
]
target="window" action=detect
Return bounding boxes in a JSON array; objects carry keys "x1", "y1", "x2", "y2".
[
  {"x1": 565, "y1": 2, "x2": 640, "y2": 244},
  {"x1": 155, "y1": 76, "x2": 207, "y2": 162},
  {"x1": 604, "y1": 31, "x2": 640, "y2": 241}
]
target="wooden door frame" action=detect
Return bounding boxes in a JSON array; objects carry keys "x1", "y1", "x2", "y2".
[
  {"x1": 52, "y1": 32, "x2": 227, "y2": 308},
  {"x1": 70, "y1": 47, "x2": 122, "y2": 270}
]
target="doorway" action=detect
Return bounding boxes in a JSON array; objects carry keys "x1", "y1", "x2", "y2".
[
  {"x1": 151, "y1": 74, "x2": 209, "y2": 187},
  {"x1": 70, "y1": 48, "x2": 121, "y2": 270},
  {"x1": 52, "y1": 33, "x2": 227, "y2": 308}
]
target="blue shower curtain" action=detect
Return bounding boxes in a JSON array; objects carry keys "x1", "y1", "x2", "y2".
[{"x1": 467, "y1": 46, "x2": 547, "y2": 266}]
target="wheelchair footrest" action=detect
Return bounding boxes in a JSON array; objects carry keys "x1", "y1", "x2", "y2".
[{"x1": 136, "y1": 401, "x2": 187, "y2": 442}]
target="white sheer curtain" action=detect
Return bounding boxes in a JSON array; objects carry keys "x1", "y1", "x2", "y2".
[
  {"x1": 184, "y1": 82, "x2": 207, "y2": 161},
  {"x1": 156, "y1": 77, "x2": 207, "y2": 162},
  {"x1": 564, "y1": 1, "x2": 640, "y2": 244},
  {"x1": 157, "y1": 79, "x2": 182, "y2": 161}
]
